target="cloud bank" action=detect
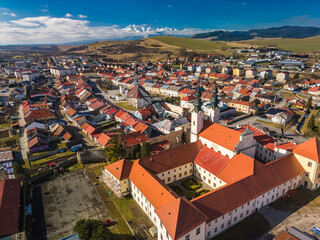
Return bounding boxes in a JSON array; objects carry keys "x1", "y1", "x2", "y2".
[{"x1": 0, "y1": 16, "x2": 211, "y2": 45}]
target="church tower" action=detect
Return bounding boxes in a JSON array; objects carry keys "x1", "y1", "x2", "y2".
[
  {"x1": 191, "y1": 85, "x2": 204, "y2": 143},
  {"x1": 208, "y1": 83, "x2": 220, "y2": 123}
]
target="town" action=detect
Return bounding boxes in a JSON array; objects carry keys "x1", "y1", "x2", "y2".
[{"x1": 1, "y1": 40, "x2": 320, "y2": 240}]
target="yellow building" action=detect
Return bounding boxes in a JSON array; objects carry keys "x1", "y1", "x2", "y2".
[
  {"x1": 233, "y1": 68, "x2": 245, "y2": 76},
  {"x1": 293, "y1": 138, "x2": 320, "y2": 190}
]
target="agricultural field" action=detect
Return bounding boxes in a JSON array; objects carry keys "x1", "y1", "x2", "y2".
[{"x1": 238, "y1": 36, "x2": 320, "y2": 52}]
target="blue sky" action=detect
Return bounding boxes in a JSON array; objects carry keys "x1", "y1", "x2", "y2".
[{"x1": 0, "y1": 0, "x2": 319, "y2": 44}]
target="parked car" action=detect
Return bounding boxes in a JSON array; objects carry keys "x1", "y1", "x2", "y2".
[
  {"x1": 104, "y1": 219, "x2": 111, "y2": 226},
  {"x1": 313, "y1": 227, "x2": 320, "y2": 235}
]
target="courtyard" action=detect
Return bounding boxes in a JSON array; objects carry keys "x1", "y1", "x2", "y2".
[
  {"x1": 32, "y1": 170, "x2": 109, "y2": 240},
  {"x1": 169, "y1": 176, "x2": 213, "y2": 200}
]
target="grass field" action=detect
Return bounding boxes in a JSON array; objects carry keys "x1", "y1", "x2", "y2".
[
  {"x1": 151, "y1": 36, "x2": 227, "y2": 51},
  {"x1": 238, "y1": 36, "x2": 320, "y2": 52},
  {"x1": 115, "y1": 102, "x2": 138, "y2": 111},
  {"x1": 30, "y1": 152, "x2": 75, "y2": 167}
]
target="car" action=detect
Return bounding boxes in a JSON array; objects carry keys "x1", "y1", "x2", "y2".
[{"x1": 104, "y1": 219, "x2": 111, "y2": 226}]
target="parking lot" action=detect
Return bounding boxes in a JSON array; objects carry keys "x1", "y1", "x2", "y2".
[{"x1": 35, "y1": 170, "x2": 109, "y2": 240}]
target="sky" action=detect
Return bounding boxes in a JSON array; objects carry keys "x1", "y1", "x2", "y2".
[{"x1": 0, "y1": 0, "x2": 320, "y2": 45}]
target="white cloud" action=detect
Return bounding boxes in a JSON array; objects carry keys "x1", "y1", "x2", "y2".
[
  {"x1": 78, "y1": 14, "x2": 87, "y2": 19},
  {"x1": 242, "y1": 2, "x2": 247, "y2": 5},
  {"x1": 0, "y1": 16, "x2": 213, "y2": 45},
  {"x1": 2, "y1": 11, "x2": 16, "y2": 17},
  {"x1": 41, "y1": 9, "x2": 48, "y2": 12},
  {"x1": 65, "y1": 13, "x2": 73, "y2": 17}
]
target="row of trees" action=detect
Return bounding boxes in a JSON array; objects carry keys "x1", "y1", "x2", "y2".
[{"x1": 74, "y1": 219, "x2": 113, "y2": 240}]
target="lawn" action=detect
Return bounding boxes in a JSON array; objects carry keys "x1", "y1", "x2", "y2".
[
  {"x1": 30, "y1": 151, "x2": 75, "y2": 167},
  {"x1": 182, "y1": 178, "x2": 202, "y2": 190},
  {"x1": 115, "y1": 102, "x2": 138, "y2": 111},
  {"x1": 281, "y1": 91, "x2": 296, "y2": 100},
  {"x1": 256, "y1": 119, "x2": 282, "y2": 129},
  {"x1": 300, "y1": 110, "x2": 320, "y2": 138},
  {"x1": 215, "y1": 212, "x2": 271, "y2": 240},
  {"x1": 0, "y1": 123, "x2": 10, "y2": 129},
  {"x1": 66, "y1": 163, "x2": 84, "y2": 172},
  {"x1": 271, "y1": 187, "x2": 320, "y2": 212}
]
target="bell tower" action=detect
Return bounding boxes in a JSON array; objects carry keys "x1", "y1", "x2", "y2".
[
  {"x1": 191, "y1": 85, "x2": 204, "y2": 143},
  {"x1": 208, "y1": 83, "x2": 220, "y2": 123}
]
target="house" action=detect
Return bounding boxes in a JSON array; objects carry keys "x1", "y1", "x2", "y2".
[
  {"x1": 260, "y1": 70, "x2": 273, "y2": 79},
  {"x1": 265, "y1": 108, "x2": 294, "y2": 124},
  {"x1": 227, "y1": 100, "x2": 257, "y2": 115},
  {"x1": 308, "y1": 86, "x2": 320, "y2": 96},
  {"x1": 126, "y1": 84, "x2": 151, "y2": 109},
  {"x1": 276, "y1": 72, "x2": 289, "y2": 82},
  {"x1": 233, "y1": 68, "x2": 245, "y2": 76},
  {"x1": 245, "y1": 69, "x2": 258, "y2": 78},
  {"x1": 0, "y1": 148, "x2": 14, "y2": 179},
  {"x1": 180, "y1": 95, "x2": 196, "y2": 109},
  {"x1": 135, "y1": 108, "x2": 152, "y2": 121}
]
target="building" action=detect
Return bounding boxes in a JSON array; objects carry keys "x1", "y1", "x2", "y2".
[
  {"x1": 227, "y1": 100, "x2": 256, "y2": 115},
  {"x1": 126, "y1": 84, "x2": 151, "y2": 109},
  {"x1": 245, "y1": 69, "x2": 258, "y2": 78},
  {"x1": 101, "y1": 80, "x2": 320, "y2": 240},
  {"x1": 276, "y1": 72, "x2": 289, "y2": 82},
  {"x1": 233, "y1": 68, "x2": 245, "y2": 77},
  {"x1": 0, "y1": 179, "x2": 21, "y2": 238}
]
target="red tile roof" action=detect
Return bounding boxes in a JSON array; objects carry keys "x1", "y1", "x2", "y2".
[
  {"x1": 0, "y1": 179, "x2": 20, "y2": 237},
  {"x1": 199, "y1": 123, "x2": 241, "y2": 151},
  {"x1": 293, "y1": 137, "x2": 320, "y2": 162},
  {"x1": 105, "y1": 159, "x2": 133, "y2": 181},
  {"x1": 156, "y1": 197, "x2": 208, "y2": 240}
]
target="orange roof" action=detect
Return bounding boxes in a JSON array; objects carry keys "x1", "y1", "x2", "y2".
[
  {"x1": 129, "y1": 160, "x2": 177, "y2": 209},
  {"x1": 275, "y1": 142, "x2": 296, "y2": 151},
  {"x1": 192, "y1": 154, "x2": 304, "y2": 221},
  {"x1": 293, "y1": 137, "x2": 320, "y2": 162},
  {"x1": 156, "y1": 197, "x2": 208, "y2": 240},
  {"x1": 199, "y1": 123, "x2": 241, "y2": 151},
  {"x1": 104, "y1": 159, "x2": 133, "y2": 181},
  {"x1": 66, "y1": 108, "x2": 76, "y2": 118},
  {"x1": 97, "y1": 133, "x2": 110, "y2": 146},
  {"x1": 133, "y1": 122, "x2": 149, "y2": 133},
  {"x1": 217, "y1": 153, "x2": 254, "y2": 183}
]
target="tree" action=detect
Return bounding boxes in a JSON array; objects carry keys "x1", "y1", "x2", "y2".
[
  {"x1": 264, "y1": 74, "x2": 269, "y2": 81},
  {"x1": 306, "y1": 96, "x2": 312, "y2": 111},
  {"x1": 140, "y1": 142, "x2": 151, "y2": 157},
  {"x1": 13, "y1": 162, "x2": 23, "y2": 178},
  {"x1": 307, "y1": 114, "x2": 315, "y2": 130},
  {"x1": 105, "y1": 136, "x2": 126, "y2": 163},
  {"x1": 134, "y1": 144, "x2": 141, "y2": 159},
  {"x1": 74, "y1": 219, "x2": 113, "y2": 240},
  {"x1": 280, "y1": 118, "x2": 294, "y2": 138},
  {"x1": 294, "y1": 73, "x2": 299, "y2": 79}
]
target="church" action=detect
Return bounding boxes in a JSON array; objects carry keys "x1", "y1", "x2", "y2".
[{"x1": 102, "y1": 85, "x2": 320, "y2": 240}]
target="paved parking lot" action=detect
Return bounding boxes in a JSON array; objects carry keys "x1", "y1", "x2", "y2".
[{"x1": 39, "y1": 170, "x2": 109, "y2": 240}]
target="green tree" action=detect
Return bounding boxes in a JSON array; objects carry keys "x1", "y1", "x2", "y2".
[
  {"x1": 264, "y1": 74, "x2": 269, "y2": 81},
  {"x1": 134, "y1": 144, "x2": 141, "y2": 159},
  {"x1": 306, "y1": 96, "x2": 312, "y2": 111},
  {"x1": 105, "y1": 136, "x2": 126, "y2": 163},
  {"x1": 140, "y1": 142, "x2": 151, "y2": 157},
  {"x1": 13, "y1": 162, "x2": 23, "y2": 178},
  {"x1": 294, "y1": 73, "x2": 299, "y2": 79},
  {"x1": 307, "y1": 114, "x2": 315, "y2": 130},
  {"x1": 74, "y1": 219, "x2": 113, "y2": 240}
]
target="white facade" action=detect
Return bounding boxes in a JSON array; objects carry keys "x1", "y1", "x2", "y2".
[{"x1": 191, "y1": 111, "x2": 204, "y2": 143}]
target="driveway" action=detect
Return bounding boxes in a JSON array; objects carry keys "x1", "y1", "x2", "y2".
[{"x1": 18, "y1": 104, "x2": 28, "y2": 160}]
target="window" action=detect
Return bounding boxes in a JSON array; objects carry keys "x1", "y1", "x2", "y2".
[
  {"x1": 208, "y1": 223, "x2": 211, "y2": 227},
  {"x1": 221, "y1": 224, "x2": 224, "y2": 229},
  {"x1": 246, "y1": 210, "x2": 249, "y2": 214},
  {"x1": 184, "y1": 171, "x2": 187, "y2": 175},
  {"x1": 209, "y1": 179, "x2": 211, "y2": 184},
  {"x1": 179, "y1": 173, "x2": 182, "y2": 177},
  {"x1": 196, "y1": 227, "x2": 200, "y2": 235},
  {"x1": 190, "y1": 170, "x2": 192, "y2": 174},
  {"x1": 214, "y1": 227, "x2": 217, "y2": 233},
  {"x1": 168, "y1": 177, "x2": 171, "y2": 182},
  {"x1": 190, "y1": 163, "x2": 192, "y2": 166},
  {"x1": 306, "y1": 172, "x2": 310, "y2": 177},
  {"x1": 308, "y1": 162, "x2": 312, "y2": 167},
  {"x1": 160, "y1": 234, "x2": 163, "y2": 240},
  {"x1": 207, "y1": 231, "x2": 211, "y2": 237},
  {"x1": 185, "y1": 235, "x2": 190, "y2": 240},
  {"x1": 168, "y1": 171, "x2": 170, "y2": 174},
  {"x1": 240, "y1": 213, "x2": 243, "y2": 218},
  {"x1": 234, "y1": 216, "x2": 237, "y2": 221},
  {"x1": 222, "y1": 215, "x2": 224, "y2": 220},
  {"x1": 166, "y1": 231, "x2": 169, "y2": 239},
  {"x1": 318, "y1": 174, "x2": 320, "y2": 179}
]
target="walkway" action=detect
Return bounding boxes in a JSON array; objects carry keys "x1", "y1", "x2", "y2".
[{"x1": 18, "y1": 104, "x2": 28, "y2": 161}]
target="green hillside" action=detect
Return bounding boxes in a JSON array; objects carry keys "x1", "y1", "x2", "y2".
[
  {"x1": 238, "y1": 36, "x2": 320, "y2": 52},
  {"x1": 151, "y1": 36, "x2": 228, "y2": 51}
]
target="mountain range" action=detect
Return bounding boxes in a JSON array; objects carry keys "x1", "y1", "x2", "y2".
[{"x1": 191, "y1": 26, "x2": 320, "y2": 41}]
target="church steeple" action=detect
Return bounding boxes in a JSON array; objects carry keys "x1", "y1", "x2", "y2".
[
  {"x1": 193, "y1": 85, "x2": 203, "y2": 113},
  {"x1": 211, "y1": 83, "x2": 219, "y2": 109}
]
